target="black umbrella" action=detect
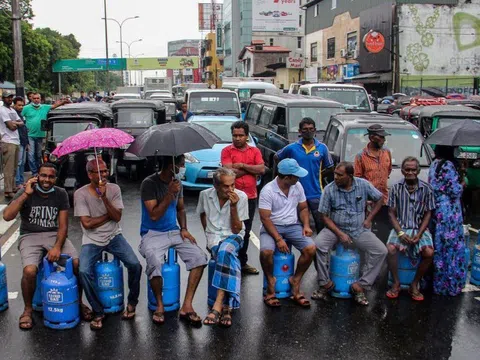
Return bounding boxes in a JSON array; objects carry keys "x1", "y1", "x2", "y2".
[
  {"x1": 425, "y1": 120, "x2": 480, "y2": 146},
  {"x1": 421, "y1": 87, "x2": 446, "y2": 97},
  {"x1": 127, "y1": 122, "x2": 221, "y2": 157}
]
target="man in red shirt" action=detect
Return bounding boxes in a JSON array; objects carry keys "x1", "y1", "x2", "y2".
[{"x1": 221, "y1": 121, "x2": 265, "y2": 274}]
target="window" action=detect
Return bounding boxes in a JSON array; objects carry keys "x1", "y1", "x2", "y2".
[
  {"x1": 325, "y1": 122, "x2": 340, "y2": 151},
  {"x1": 310, "y1": 42, "x2": 318, "y2": 62},
  {"x1": 327, "y1": 38, "x2": 335, "y2": 59},
  {"x1": 245, "y1": 102, "x2": 262, "y2": 124},
  {"x1": 258, "y1": 105, "x2": 275, "y2": 126},
  {"x1": 269, "y1": 38, "x2": 274, "y2": 46},
  {"x1": 332, "y1": 0, "x2": 337, "y2": 10},
  {"x1": 272, "y1": 107, "x2": 286, "y2": 127},
  {"x1": 299, "y1": 14, "x2": 302, "y2": 27},
  {"x1": 347, "y1": 31, "x2": 358, "y2": 57},
  {"x1": 314, "y1": 4, "x2": 318, "y2": 17},
  {"x1": 297, "y1": 37, "x2": 302, "y2": 49}
]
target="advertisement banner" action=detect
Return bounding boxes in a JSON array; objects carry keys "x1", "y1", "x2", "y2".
[
  {"x1": 52, "y1": 58, "x2": 126, "y2": 73},
  {"x1": 198, "y1": 3, "x2": 223, "y2": 31},
  {"x1": 287, "y1": 57, "x2": 304, "y2": 69},
  {"x1": 252, "y1": 0, "x2": 299, "y2": 32},
  {"x1": 126, "y1": 57, "x2": 199, "y2": 70}
]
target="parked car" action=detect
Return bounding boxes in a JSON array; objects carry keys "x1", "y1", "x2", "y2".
[{"x1": 181, "y1": 116, "x2": 260, "y2": 190}]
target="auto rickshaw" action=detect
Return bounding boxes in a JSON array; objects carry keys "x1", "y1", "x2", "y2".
[
  {"x1": 42, "y1": 102, "x2": 116, "y2": 200},
  {"x1": 111, "y1": 99, "x2": 166, "y2": 179},
  {"x1": 161, "y1": 98, "x2": 178, "y2": 122}
]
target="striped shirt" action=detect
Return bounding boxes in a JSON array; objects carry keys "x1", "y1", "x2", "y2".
[
  {"x1": 319, "y1": 177, "x2": 383, "y2": 239},
  {"x1": 196, "y1": 188, "x2": 249, "y2": 249},
  {"x1": 387, "y1": 179, "x2": 435, "y2": 230},
  {"x1": 354, "y1": 146, "x2": 392, "y2": 204}
]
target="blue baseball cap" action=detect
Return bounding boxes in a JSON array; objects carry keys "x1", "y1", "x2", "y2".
[{"x1": 277, "y1": 158, "x2": 308, "y2": 178}]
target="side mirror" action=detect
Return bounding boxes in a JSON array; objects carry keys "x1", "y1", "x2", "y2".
[{"x1": 41, "y1": 120, "x2": 48, "y2": 132}]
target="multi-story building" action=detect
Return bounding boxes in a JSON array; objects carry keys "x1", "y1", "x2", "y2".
[
  {"x1": 167, "y1": 39, "x2": 201, "y2": 84},
  {"x1": 223, "y1": 0, "x2": 242, "y2": 76},
  {"x1": 201, "y1": 32, "x2": 224, "y2": 88}
]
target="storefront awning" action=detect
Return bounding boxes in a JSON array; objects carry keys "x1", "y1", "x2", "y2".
[{"x1": 344, "y1": 72, "x2": 392, "y2": 83}]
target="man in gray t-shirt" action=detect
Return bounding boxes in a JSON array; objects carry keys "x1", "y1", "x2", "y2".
[{"x1": 75, "y1": 159, "x2": 142, "y2": 330}]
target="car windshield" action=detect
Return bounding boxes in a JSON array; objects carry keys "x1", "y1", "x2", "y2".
[
  {"x1": 288, "y1": 107, "x2": 342, "y2": 132},
  {"x1": 191, "y1": 120, "x2": 248, "y2": 143},
  {"x1": 437, "y1": 117, "x2": 479, "y2": 129},
  {"x1": 116, "y1": 109, "x2": 153, "y2": 128},
  {"x1": 174, "y1": 88, "x2": 185, "y2": 96},
  {"x1": 311, "y1": 87, "x2": 370, "y2": 111},
  {"x1": 189, "y1": 92, "x2": 240, "y2": 115},
  {"x1": 51, "y1": 122, "x2": 98, "y2": 142},
  {"x1": 344, "y1": 128, "x2": 430, "y2": 166}
]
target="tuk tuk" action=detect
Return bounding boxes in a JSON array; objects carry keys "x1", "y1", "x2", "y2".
[
  {"x1": 111, "y1": 99, "x2": 166, "y2": 179},
  {"x1": 42, "y1": 102, "x2": 115, "y2": 199},
  {"x1": 418, "y1": 105, "x2": 480, "y2": 188},
  {"x1": 161, "y1": 98, "x2": 178, "y2": 122}
]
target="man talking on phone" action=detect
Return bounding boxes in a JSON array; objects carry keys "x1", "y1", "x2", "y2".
[{"x1": 3, "y1": 163, "x2": 92, "y2": 330}]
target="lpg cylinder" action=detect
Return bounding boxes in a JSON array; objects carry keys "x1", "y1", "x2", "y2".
[
  {"x1": 42, "y1": 255, "x2": 80, "y2": 329},
  {"x1": 94, "y1": 253, "x2": 124, "y2": 313},
  {"x1": 147, "y1": 248, "x2": 181, "y2": 312},
  {"x1": 0, "y1": 261, "x2": 8, "y2": 312},
  {"x1": 263, "y1": 247, "x2": 295, "y2": 299},
  {"x1": 464, "y1": 225, "x2": 472, "y2": 268},
  {"x1": 32, "y1": 263, "x2": 44, "y2": 312},
  {"x1": 330, "y1": 244, "x2": 360, "y2": 298},
  {"x1": 207, "y1": 257, "x2": 216, "y2": 307},
  {"x1": 388, "y1": 251, "x2": 420, "y2": 289},
  {"x1": 470, "y1": 245, "x2": 480, "y2": 286}
]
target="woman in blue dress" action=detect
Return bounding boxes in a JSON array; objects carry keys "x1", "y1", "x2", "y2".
[{"x1": 428, "y1": 146, "x2": 467, "y2": 296}]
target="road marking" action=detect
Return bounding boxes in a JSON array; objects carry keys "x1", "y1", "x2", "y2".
[
  {"x1": 462, "y1": 283, "x2": 480, "y2": 293},
  {"x1": 250, "y1": 231, "x2": 260, "y2": 249},
  {"x1": 475, "y1": 297, "x2": 480, "y2": 302},
  {"x1": 1, "y1": 229, "x2": 19, "y2": 258},
  {"x1": 8, "y1": 292, "x2": 18, "y2": 299}
]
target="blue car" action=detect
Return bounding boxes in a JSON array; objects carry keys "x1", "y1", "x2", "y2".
[{"x1": 182, "y1": 116, "x2": 260, "y2": 190}]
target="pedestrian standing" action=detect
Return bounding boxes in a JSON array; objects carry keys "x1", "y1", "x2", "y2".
[
  {"x1": 13, "y1": 97, "x2": 29, "y2": 189},
  {"x1": 386, "y1": 157, "x2": 435, "y2": 301},
  {"x1": 77, "y1": 91, "x2": 90, "y2": 103},
  {"x1": 428, "y1": 146, "x2": 467, "y2": 296},
  {"x1": 0, "y1": 91, "x2": 24, "y2": 198},
  {"x1": 313, "y1": 162, "x2": 387, "y2": 306},
  {"x1": 276, "y1": 117, "x2": 334, "y2": 233},
  {"x1": 175, "y1": 102, "x2": 193, "y2": 122},
  {"x1": 354, "y1": 124, "x2": 392, "y2": 242},
  {"x1": 75, "y1": 160, "x2": 142, "y2": 330},
  {"x1": 221, "y1": 121, "x2": 265, "y2": 275},
  {"x1": 26, "y1": 91, "x2": 34, "y2": 105},
  {"x1": 21, "y1": 93, "x2": 67, "y2": 176}
]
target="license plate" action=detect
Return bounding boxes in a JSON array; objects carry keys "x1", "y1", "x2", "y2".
[
  {"x1": 207, "y1": 171, "x2": 214, "y2": 178},
  {"x1": 120, "y1": 144, "x2": 130, "y2": 150},
  {"x1": 458, "y1": 152, "x2": 478, "y2": 159}
]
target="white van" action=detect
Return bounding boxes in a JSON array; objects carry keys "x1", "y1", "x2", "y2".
[{"x1": 298, "y1": 83, "x2": 372, "y2": 112}]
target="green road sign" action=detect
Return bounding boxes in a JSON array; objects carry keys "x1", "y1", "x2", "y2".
[{"x1": 53, "y1": 58, "x2": 126, "y2": 73}]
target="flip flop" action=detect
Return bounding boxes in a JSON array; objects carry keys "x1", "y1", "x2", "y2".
[
  {"x1": 220, "y1": 307, "x2": 232, "y2": 328},
  {"x1": 263, "y1": 296, "x2": 281, "y2": 307},
  {"x1": 311, "y1": 281, "x2": 335, "y2": 301},
  {"x1": 90, "y1": 315, "x2": 105, "y2": 331},
  {"x1": 203, "y1": 309, "x2": 221, "y2": 326},
  {"x1": 408, "y1": 288, "x2": 424, "y2": 302},
  {"x1": 19, "y1": 313, "x2": 34, "y2": 330},
  {"x1": 121, "y1": 305, "x2": 136, "y2": 320},
  {"x1": 290, "y1": 294, "x2": 311, "y2": 308},
  {"x1": 351, "y1": 285, "x2": 369, "y2": 306},
  {"x1": 386, "y1": 287, "x2": 400, "y2": 299},
  {"x1": 152, "y1": 311, "x2": 165, "y2": 325},
  {"x1": 179, "y1": 311, "x2": 202, "y2": 328}
]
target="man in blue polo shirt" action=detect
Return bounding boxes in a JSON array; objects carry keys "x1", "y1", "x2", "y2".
[{"x1": 276, "y1": 117, "x2": 334, "y2": 233}]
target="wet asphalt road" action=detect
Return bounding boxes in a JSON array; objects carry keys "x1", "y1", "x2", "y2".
[{"x1": 1, "y1": 177, "x2": 480, "y2": 360}]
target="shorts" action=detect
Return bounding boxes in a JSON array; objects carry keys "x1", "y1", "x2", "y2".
[
  {"x1": 260, "y1": 224, "x2": 314, "y2": 252},
  {"x1": 18, "y1": 231, "x2": 78, "y2": 268},
  {"x1": 139, "y1": 229, "x2": 208, "y2": 280}
]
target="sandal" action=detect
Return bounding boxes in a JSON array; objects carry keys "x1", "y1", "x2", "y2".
[
  {"x1": 220, "y1": 307, "x2": 232, "y2": 328},
  {"x1": 179, "y1": 311, "x2": 202, "y2": 328},
  {"x1": 241, "y1": 264, "x2": 260, "y2": 275},
  {"x1": 80, "y1": 304, "x2": 94, "y2": 322},
  {"x1": 290, "y1": 294, "x2": 311, "y2": 308},
  {"x1": 19, "y1": 313, "x2": 34, "y2": 330},
  {"x1": 386, "y1": 286, "x2": 401, "y2": 299},
  {"x1": 351, "y1": 285, "x2": 369, "y2": 306},
  {"x1": 311, "y1": 281, "x2": 335, "y2": 301},
  {"x1": 90, "y1": 315, "x2": 105, "y2": 330},
  {"x1": 203, "y1": 309, "x2": 221, "y2": 326},
  {"x1": 408, "y1": 287, "x2": 424, "y2": 302},
  {"x1": 152, "y1": 311, "x2": 165, "y2": 325},
  {"x1": 263, "y1": 296, "x2": 281, "y2": 307},
  {"x1": 121, "y1": 304, "x2": 136, "y2": 320}
]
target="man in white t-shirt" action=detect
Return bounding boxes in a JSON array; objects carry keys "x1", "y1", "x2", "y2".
[{"x1": 0, "y1": 91, "x2": 25, "y2": 198}]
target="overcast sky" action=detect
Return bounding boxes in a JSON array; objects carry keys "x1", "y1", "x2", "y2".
[{"x1": 31, "y1": 0, "x2": 215, "y2": 58}]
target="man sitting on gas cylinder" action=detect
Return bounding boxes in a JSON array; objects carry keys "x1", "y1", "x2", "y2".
[
  {"x1": 197, "y1": 167, "x2": 249, "y2": 327},
  {"x1": 259, "y1": 158, "x2": 316, "y2": 308},
  {"x1": 3, "y1": 163, "x2": 93, "y2": 330},
  {"x1": 386, "y1": 156, "x2": 435, "y2": 301},
  {"x1": 75, "y1": 159, "x2": 142, "y2": 330}
]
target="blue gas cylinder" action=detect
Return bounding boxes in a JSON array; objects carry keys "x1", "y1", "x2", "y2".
[
  {"x1": 42, "y1": 255, "x2": 80, "y2": 329},
  {"x1": 388, "y1": 251, "x2": 420, "y2": 289},
  {"x1": 94, "y1": 252, "x2": 124, "y2": 313},
  {"x1": 263, "y1": 247, "x2": 295, "y2": 299},
  {"x1": 147, "y1": 248, "x2": 180, "y2": 312},
  {"x1": 208, "y1": 257, "x2": 217, "y2": 307},
  {"x1": 0, "y1": 261, "x2": 8, "y2": 312},
  {"x1": 330, "y1": 244, "x2": 360, "y2": 298},
  {"x1": 470, "y1": 245, "x2": 480, "y2": 286},
  {"x1": 464, "y1": 225, "x2": 472, "y2": 267},
  {"x1": 32, "y1": 263, "x2": 44, "y2": 312}
]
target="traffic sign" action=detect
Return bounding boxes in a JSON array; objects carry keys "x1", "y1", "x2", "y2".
[{"x1": 52, "y1": 58, "x2": 127, "y2": 73}]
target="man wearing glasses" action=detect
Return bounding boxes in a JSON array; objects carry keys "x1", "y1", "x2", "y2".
[{"x1": 275, "y1": 117, "x2": 334, "y2": 233}]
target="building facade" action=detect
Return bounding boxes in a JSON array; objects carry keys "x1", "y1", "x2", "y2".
[
  {"x1": 167, "y1": 39, "x2": 201, "y2": 84},
  {"x1": 201, "y1": 32, "x2": 224, "y2": 88}
]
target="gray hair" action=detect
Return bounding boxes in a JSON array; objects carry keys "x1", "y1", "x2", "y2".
[
  {"x1": 401, "y1": 156, "x2": 420, "y2": 170},
  {"x1": 213, "y1": 167, "x2": 236, "y2": 186},
  {"x1": 86, "y1": 159, "x2": 106, "y2": 173}
]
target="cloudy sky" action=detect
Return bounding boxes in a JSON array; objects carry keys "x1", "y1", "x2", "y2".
[{"x1": 31, "y1": 0, "x2": 214, "y2": 58}]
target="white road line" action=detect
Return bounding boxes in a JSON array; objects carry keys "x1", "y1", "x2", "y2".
[
  {"x1": 475, "y1": 297, "x2": 480, "y2": 302},
  {"x1": 462, "y1": 283, "x2": 480, "y2": 293},
  {"x1": 8, "y1": 292, "x2": 18, "y2": 299},
  {"x1": 250, "y1": 231, "x2": 260, "y2": 250},
  {"x1": 1, "y1": 229, "x2": 19, "y2": 258}
]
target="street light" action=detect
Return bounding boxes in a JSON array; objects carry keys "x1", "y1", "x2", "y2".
[
  {"x1": 117, "y1": 39, "x2": 143, "y2": 57},
  {"x1": 102, "y1": 15, "x2": 139, "y2": 85},
  {"x1": 126, "y1": 53, "x2": 145, "y2": 85}
]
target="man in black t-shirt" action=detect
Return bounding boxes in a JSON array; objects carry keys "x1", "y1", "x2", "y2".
[{"x1": 3, "y1": 163, "x2": 93, "y2": 330}]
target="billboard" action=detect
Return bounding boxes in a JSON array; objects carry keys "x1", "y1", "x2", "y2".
[
  {"x1": 167, "y1": 39, "x2": 201, "y2": 56},
  {"x1": 52, "y1": 58, "x2": 126, "y2": 73},
  {"x1": 252, "y1": 0, "x2": 299, "y2": 32},
  {"x1": 126, "y1": 57, "x2": 199, "y2": 70},
  {"x1": 198, "y1": 2, "x2": 223, "y2": 31}
]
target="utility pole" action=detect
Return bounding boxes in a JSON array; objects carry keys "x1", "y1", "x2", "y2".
[
  {"x1": 11, "y1": 0, "x2": 25, "y2": 98},
  {"x1": 103, "y1": 0, "x2": 110, "y2": 95}
]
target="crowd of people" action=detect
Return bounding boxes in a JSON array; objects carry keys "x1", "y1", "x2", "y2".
[{"x1": 1, "y1": 114, "x2": 469, "y2": 330}]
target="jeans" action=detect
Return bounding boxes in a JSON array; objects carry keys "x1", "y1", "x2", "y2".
[
  {"x1": 15, "y1": 144, "x2": 27, "y2": 186},
  {"x1": 307, "y1": 198, "x2": 324, "y2": 234},
  {"x1": 241, "y1": 199, "x2": 257, "y2": 267},
  {"x1": 28, "y1": 137, "x2": 43, "y2": 175},
  {"x1": 79, "y1": 234, "x2": 142, "y2": 316}
]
